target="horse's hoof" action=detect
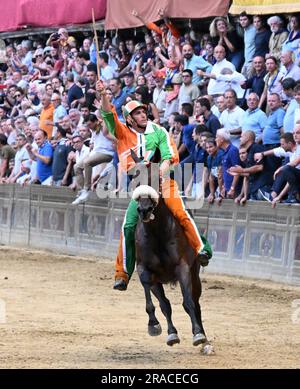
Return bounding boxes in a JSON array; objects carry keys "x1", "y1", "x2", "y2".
[
  {"x1": 193, "y1": 333, "x2": 207, "y2": 346},
  {"x1": 201, "y1": 343, "x2": 215, "y2": 355},
  {"x1": 167, "y1": 333, "x2": 180, "y2": 346},
  {"x1": 148, "y1": 324, "x2": 162, "y2": 336}
]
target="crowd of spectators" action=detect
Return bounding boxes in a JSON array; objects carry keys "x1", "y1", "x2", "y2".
[{"x1": 0, "y1": 10, "x2": 299, "y2": 207}]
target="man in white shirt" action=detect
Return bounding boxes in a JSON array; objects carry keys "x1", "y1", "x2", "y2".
[
  {"x1": 211, "y1": 68, "x2": 246, "y2": 99},
  {"x1": 219, "y1": 89, "x2": 245, "y2": 148},
  {"x1": 152, "y1": 76, "x2": 167, "y2": 122},
  {"x1": 6, "y1": 133, "x2": 30, "y2": 183},
  {"x1": 100, "y1": 52, "x2": 115, "y2": 85},
  {"x1": 254, "y1": 129, "x2": 300, "y2": 204},
  {"x1": 70, "y1": 134, "x2": 90, "y2": 191},
  {"x1": 200, "y1": 46, "x2": 235, "y2": 96},
  {"x1": 72, "y1": 114, "x2": 114, "y2": 204},
  {"x1": 280, "y1": 50, "x2": 300, "y2": 81}
]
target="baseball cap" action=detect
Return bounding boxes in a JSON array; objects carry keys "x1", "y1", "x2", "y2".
[{"x1": 123, "y1": 71, "x2": 134, "y2": 78}]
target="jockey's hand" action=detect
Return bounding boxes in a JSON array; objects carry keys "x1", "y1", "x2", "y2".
[
  {"x1": 159, "y1": 160, "x2": 171, "y2": 181},
  {"x1": 96, "y1": 80, "x2": 105, "y2": 94}
]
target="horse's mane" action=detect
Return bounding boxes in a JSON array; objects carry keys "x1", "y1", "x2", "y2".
[{"x1": 132, "y1": 185, "x2": 159, "y2": 204}]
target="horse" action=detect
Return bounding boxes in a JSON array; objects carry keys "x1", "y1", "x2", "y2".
[{"x1": 132, "y1": 184, "x2": 208, "y2": 347}]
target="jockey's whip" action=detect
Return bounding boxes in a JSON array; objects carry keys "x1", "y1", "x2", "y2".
[{"x1": 91, "y1": 8, "x2": 101, "y2": 80}]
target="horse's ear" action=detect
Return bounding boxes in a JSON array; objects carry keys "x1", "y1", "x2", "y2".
[{"x1": 130, "y1": 148, "x2": 143, "y2": 163}]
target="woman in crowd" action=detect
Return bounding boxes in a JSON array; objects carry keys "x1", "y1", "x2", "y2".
[{"x1": 209, "y1": 16, "x2": 244, "y2": 71}]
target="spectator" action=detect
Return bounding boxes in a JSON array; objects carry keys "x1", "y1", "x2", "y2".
[
  {"x1": 280, "y1": 50, "x2": 300, "y2": 82},
  {"x1": 178, "y1": 69, "x2": 200, "y2": 108},
  {"x1": 282, "y1": 15, "x2": 300, "y2": 62},
  {"x1": 205, "y1": 137, "x2": 224, "y2": 204},
  {"x1": 219, "y1": 89, "x2": 245, "y2": 148},
  {"x1": 99, "y1": 52, "x2": 115, "y2": 84},
  {"x1": 196, "y1": 97, "x2": 221, "y2": 137},
  {"x1": 184, "y1": 128, "x2": 209, "y2": 198},
  {"x1": 241, "y1": 56, "x2": 266, "y2": 99},
  {"x1": 51, "y1": 92, "x2": 67, "y2": 126},
  {"x1": 122, "y1": 72, "x2": 136, "y2": 95},
  {"x1": 4, "y1": 118, "x2": 17, "y2": 145},
  {"x1": 69, "y1": 134, "x2": 90, "y2": 191},
  {"x1": 238, "y1": 12, "x2": 256, "y2": 77},
  {"x1": 267, "y1": 15, "x2": 288, "y2": 60},
  {"x1": 228, "y1": 130, "x2": 273, "y2": 200},
  {"x1": 207, "y1": 67, "x2": 246, "y2": 100},
  {"x1": 174, "y1": 114, "x2": 195, "y2": 161},
  {"x1": 85, "y1": 68, "x2": 97, "y2": 109},
  {"x1": 209, "y1": 16, "x2": 244, "y2": 71},
  {"x1": 6, "y1": 133, "x2": 29, "y2": 183},
  {"x1": 216, "y1": 128, "x2": 241, "y2": 199},
  {"x1": 135, "y1": 86, "x2": 160, "y2": 124},
  {"x1": 182, "y1": 43, "x2": 212, "y2": 85},
  {"x1": 72, "y1": 114, "x2": 114, "y2": 204},
  {"x1": 69, "y1": 108, "x2": 82, "y2": 131},
  {"x1": 25, "y1": 130, "x2": 53, "y2": 185},
  {"x1": 242, "y1": 92, "x2": 267, "y2": 143},
  {"x1": 66, "y1": 71, "x2": 84, "y2": 108},
  {"x1": 211, "y1": 95, "x2": 226, "y2": 119},
  {"x1": 282, "y1": 78, "x2": 297, "y2": 133},
  {"x1": 255, "y1": 130, "x2": 300, "y2": 204},
  {"x1": 293, "y1": 83, "x2": 300, "y2": 126},
  {"x1": 0, "y1": 133, "x2": 15, "y2": 183},
  {"x1": 152, "y1": 76, "x2": 167, "y2": 122},
  {"x1": 78, "y1": 125, "x2": 92, "y2": 147},
  {"x1": 253, "y1": 15, "x2": 272, "y2": 58},
  {"x1": 263, "y1": 93, "x2": 285, "y2": 150},
  {"x1": 205, "y1": 45, "x2": 236, "y2": 97},
  {"x1": 51, "y1": 127, "x2": 73, "y2": 186},
  {"x1": 203, "y1": 41, "x2": 216, "y2": 65},
  {"x1": 109, "y1": 77, "x2": 127, "y2": 122},
  {"x1": 39, "y1": 94, "x2": 54, "y2": 139},
  {"x1": 259, "y1": 56, "x2": 284, "y2": 109}
]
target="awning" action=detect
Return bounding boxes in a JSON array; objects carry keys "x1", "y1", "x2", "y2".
[
  {"x1": 229, "y1": 0, "x2": 300, "y2": 15},
  {"x1": 105, "y1": 0, "x2": 231, "y2": 30},
  {"x1": 0, "y1": 0, "x2": 106, "y2": 33}
]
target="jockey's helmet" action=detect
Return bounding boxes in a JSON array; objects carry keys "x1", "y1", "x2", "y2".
[{"x1": 122, "y1": 100, "x2": 147, "y2": 119}]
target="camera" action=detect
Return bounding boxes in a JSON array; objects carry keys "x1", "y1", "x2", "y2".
[{"x1": 51, "y1": 33, "x2": 60, "y2": 41}]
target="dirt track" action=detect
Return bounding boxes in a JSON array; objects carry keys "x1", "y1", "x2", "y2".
[{"x1": 0, "y1": 246, "x2": 299, "y2": 369}]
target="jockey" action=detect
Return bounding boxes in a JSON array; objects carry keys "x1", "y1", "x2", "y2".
[{"x1": 96, "y1": 81, "x2": 212, "y2": 291}]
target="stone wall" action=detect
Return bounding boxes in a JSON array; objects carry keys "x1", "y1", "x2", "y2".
[{"x1": 0, "y1": 184, "x2": 299, "y2": 285}]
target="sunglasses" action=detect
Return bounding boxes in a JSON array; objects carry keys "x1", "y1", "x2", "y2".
[{"x1": 14, "y1": 94, "x2": 22, "y2": 97}]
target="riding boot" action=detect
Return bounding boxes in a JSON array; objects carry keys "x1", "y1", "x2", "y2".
[{"x1": 114, "y1": 199, "x2": 139, "y2": 290}]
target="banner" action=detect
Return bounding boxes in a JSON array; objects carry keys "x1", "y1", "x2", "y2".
[
  {"x1": 105, "y1": 0, "x2": 230, "y2": 30},
  {"x1": 230, "y1": 0, "x2": 300, "y2": 15},
  {"x1": 0, "y1": 0, "x2": 106, "y2": 32}
]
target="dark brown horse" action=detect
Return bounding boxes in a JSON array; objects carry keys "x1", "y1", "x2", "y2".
[{"x1": 132, "y1": 185, "x2": 207, "y2": 347}]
